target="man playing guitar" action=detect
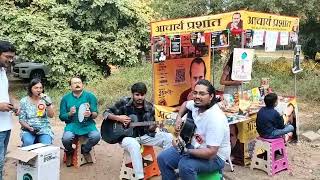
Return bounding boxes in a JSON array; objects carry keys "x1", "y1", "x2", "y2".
[
  {"x1": 102, "y1": 82, "x2": 173, "y2": 180},
  {"x1": 157, "y1": 80, "x2": 231, "y2": 180}
]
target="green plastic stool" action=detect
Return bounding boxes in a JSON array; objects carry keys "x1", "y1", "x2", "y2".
[{"x1": 197, "y1": 171, "x2": 223, "y2": 180}]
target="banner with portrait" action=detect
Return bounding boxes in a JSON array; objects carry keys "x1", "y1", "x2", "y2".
[
  {"x1": 151, "y1": 11, "x2": 245, "y2": 36},
  {"x1": 152, "y1": 33, "x2": 211, "y2": 107}
]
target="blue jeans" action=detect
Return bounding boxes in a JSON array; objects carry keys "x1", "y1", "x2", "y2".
[
  {"x1": 21, "y1": 132, "x2": 52, "y2": 147},
  {"x1": 264, "y1": 124, "x2": 295, "y2": 139},
  {"x1": 62, "y1": 131, "x2": 100, "y2": 154},
  {"x1": 0, "y1": 130, "x2": 11, "y2": 180},
  {"x1": 157, "y1": 146, "x2": 225, "y2": 180}
]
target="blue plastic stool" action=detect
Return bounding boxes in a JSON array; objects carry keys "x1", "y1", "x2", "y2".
[{"x1": 197, "y1": 171, "x2": 223, "y2": 180}]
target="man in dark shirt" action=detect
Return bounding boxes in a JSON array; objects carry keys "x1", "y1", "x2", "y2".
[
  {"x1": 103, "y1": 82, "x2": 173, "y2": 180},
  {"x1": 256, "y1": 93, "x2": 294, "y2": 139}
]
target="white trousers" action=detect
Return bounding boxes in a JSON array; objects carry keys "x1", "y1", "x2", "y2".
[{"x1": 120, "y1": 132, "x2": 173, "y2": 179}]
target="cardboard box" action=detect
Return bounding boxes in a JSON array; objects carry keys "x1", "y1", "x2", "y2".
[{"x1": 7, "y1": 143, "x2": 60, "y2": 180}]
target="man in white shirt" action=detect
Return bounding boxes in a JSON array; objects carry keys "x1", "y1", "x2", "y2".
[
  {"x1": 157, "y1": 79, "x2": 231, "y2": 180},
  {"x1": 0, "y1": 41, "x2": 16, "y2": 180}
]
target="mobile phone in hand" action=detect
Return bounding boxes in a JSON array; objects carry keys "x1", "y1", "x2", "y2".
[{"x1": 9, "y1": 103, "x2": 18, "y2": 113}]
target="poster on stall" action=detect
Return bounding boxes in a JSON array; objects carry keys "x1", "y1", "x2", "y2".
[
  {"x1": 274, "y1": 96, "x2": 299, "y2": 142},
  {"x1": 170, "y1": 35, "x2": 181, "y2": 54},
  {"x1": 280, "y1": 32, "x2": 289, "y2": 45},
  {"x1": 154, "y1": 105, "x2": 178, "y2": 134},
  {"x1": 153, "y1": 35, "x2": 167, "y2": 63},
  {"x1": 252, "y1": 30, "x2": 264, "y2": 46},
  {"x1": 292, "y1": 45, "x2": 303, "y2": 73},
  {"x1": 153, "y1": 33, "x2": 211, "y2": 107},
  {"x1": 211, "y1": 30, "x2": 230, "y2": 48},
  {"x1": 265, "y1": 31, "x2": 278, "y2": 52},
  {"x1": 231, "y1": 48, "x2": 254, "y2": 81},
  {"x1": 245, "y1": 30, "x2": 254, "y2": 48}
]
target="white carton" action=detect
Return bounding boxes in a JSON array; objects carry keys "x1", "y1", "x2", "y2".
[{"x1": 7, "y1": 143, "x2": 60, "y2": 180}]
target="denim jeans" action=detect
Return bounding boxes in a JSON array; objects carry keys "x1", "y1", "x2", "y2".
[
  {"x1": 21, "y1": 131, "x2": 52, "y2": 147},
  {"x1": 0, "y1": 130, "x2": 11, "y2": 180},
  {"x1": 62, "y1": 130, "x2": 100, "y2": 154},
  {"x1": 264, "y1": 124, "x2": 295, "y2": 139},
  {"x1": 157, "y1": 146, "x2": 225, "y2": 180}
]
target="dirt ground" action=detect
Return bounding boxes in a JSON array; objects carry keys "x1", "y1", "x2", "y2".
[{"x1": 3, "y1": 80, "x2": 320, "y2": 180}]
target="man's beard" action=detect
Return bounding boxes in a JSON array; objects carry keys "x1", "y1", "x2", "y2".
[
  {"x1": 194, "y1": 101, "x2": 211, "y2": 110},
  {"x1": 134, "y1": 99, "x2": 144, "y2": 106}
]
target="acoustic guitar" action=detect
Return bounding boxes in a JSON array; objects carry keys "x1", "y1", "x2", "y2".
[
  {"x1": 174, "y1": 118, "x2": 196, "y2": 154},
  {"x1": 101, "y1": 118, "x2": 157, "y2": 144}
]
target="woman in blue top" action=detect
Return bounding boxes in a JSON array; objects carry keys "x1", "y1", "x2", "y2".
[{"x1": 19, "y1": 78, "x2": 54, "y2": 147}]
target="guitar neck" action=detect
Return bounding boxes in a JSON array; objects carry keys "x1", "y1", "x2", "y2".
[{"x1": 129, "y1": 121, "x2": 156, "y2": 127}]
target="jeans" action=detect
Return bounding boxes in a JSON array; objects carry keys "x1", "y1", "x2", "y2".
[
  {"x1": 264, "y1": 124, "x2": 295, "y2": 139},
  {"x1": 120, "y1": 132, "x2": 173, "y2": 179},
  {"x1": 157, "y1": 146, "x2": 225, "y2": 180},
  {"x1": 21, "y1": 132, "x2": 52, "y2": 147},
  {"x1": 0, "y1": 130, "x2": 11, "y2": 180},
  {"x1": 62, "y1": 131, "x2": 100, "y2": 154}
]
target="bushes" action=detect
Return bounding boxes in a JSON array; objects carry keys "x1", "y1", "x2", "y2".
[{"x1": 0, "y1": 0, "x2": 153, "y2": 87}]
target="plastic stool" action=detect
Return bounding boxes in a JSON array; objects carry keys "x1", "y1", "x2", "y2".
[
  {"x1": 250, "y1": 137, "x2": 289, "y2": 176},
  {"x1": 63, "y1": 136, "x2": 96, "y2": 168},
  {"x1": 119, "y1": 145, "x2": 161, "y2": 180},
  {"x1": 197, "y1": 171, "x2": 223, "y2": 180}
]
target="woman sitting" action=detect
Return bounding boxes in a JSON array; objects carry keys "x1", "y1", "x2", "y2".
[{"x1": 19, "y1": 78, "x2": 54, "y2": 147}]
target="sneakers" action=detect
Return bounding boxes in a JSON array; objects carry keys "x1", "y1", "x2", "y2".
[
  {"x1": 66, "y1": 152, "x2": 73, "y2": 167},
  {"x1": 83, "y1": 152, "x2": 93, "y2": 163}
]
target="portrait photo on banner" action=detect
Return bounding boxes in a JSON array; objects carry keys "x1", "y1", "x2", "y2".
[
  {"x1": 153, "y1": 33, "x2": 211, "y2": 107},
  {"x1": 211, "y1": 30, "x2": 230, "y2": 48},
  {"x1": 153, "y1": 35, "x2": 167, "y2": 63}
]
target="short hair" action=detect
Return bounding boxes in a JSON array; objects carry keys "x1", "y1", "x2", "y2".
[
  {"x1": 195, "y1": 79, "x2": 218, "y2": 106},
  {"x1": 189, "y1": 57, "x2": 206, "y2": 77},
  {"x1": 68, "y1": 76, "x2": 83, "y2": 85},
  {"x1": 0, "y1": 41, "x2": 16, "y2": 55},
  {"x1": 131, "y1": 82, "x2": 147, "y2": 95},
  {"x1": 264, "y1": 93, "x2": 278, "y2": 108},
  {"x1": 233, "y1": 12, "x2": 241, "y2": 18},
  {"x1": 27, "y1": 78, "x2": 43, "y2": 97}
]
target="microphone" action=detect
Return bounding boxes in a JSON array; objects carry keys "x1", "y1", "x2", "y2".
[{"x1": 39, "y1": 93, "x2": 52, "y2": 106}]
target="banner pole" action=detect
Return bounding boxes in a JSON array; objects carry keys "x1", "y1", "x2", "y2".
[
  {"x1": 240, "y1": 30, "x2": 245, "y2": 97},
  {"x1": 212, "y1": 47, "x2": 215, "y2": 87}
]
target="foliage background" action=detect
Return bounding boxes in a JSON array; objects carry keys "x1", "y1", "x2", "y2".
[
  {"x1": 0, "y1": 0, "x2": 153, "y2": 87},
  {"x1": 1, "y1": 0, "x2": 319, "y2": 89}
]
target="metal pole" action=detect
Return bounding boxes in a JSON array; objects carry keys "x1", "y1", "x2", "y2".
[
  {"x1": 240, "y1": 30, "x2": 245, "y2": 98},
  {"x1": 211, "y1": 47, "x2": 215, "y2": 87}
]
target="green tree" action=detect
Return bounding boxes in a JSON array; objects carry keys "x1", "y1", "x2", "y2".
[
  {"x1": 0, "y1": 0, "x2": 153, "y2": 87},
  {"x1": 150, "y1": 0, "x2": 320, "y2": 59}
]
